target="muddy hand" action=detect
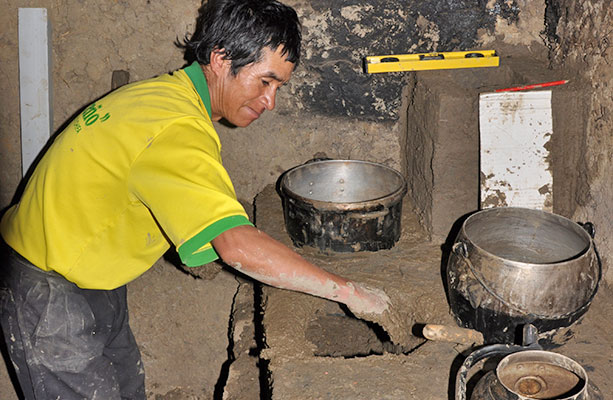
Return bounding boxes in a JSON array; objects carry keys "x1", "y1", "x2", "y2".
[{"x1": 345, "y1": 281, "x2": 390, "y2": 315}]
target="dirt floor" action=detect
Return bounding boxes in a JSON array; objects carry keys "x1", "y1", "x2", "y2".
[{"x1": 248, "y1": 184, "x2": 613, "y2": 400}]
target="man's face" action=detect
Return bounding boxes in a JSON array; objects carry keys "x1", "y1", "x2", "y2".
[{"x1": 218, "y1": 46, "x2": 295, "y2": 127}]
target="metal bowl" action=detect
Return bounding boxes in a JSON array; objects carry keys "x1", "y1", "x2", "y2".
[{"x1": 279, "y1": 159, "x2": 407, "y2": 252}]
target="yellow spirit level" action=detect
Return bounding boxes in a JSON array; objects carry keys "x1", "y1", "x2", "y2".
[{"x1": 364, "y1": 50, "x2": 499, "y2": 73}]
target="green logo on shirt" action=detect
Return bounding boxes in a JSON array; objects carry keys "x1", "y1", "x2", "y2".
[{"x1": 74, "y1": 102, "x2": 111, "y2": 133}]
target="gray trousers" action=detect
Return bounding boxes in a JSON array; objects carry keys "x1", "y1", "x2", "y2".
[{"x1": 0, "y1": 241, "x2": 146, "y2": 399}]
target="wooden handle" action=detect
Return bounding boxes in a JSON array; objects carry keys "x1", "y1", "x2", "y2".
[{"x1": 422, "y1": 324, "x2": 484, "y2": 345}]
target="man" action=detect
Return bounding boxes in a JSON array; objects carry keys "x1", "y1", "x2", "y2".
[{"x1": 0, "y1": 0, "x2": 389, "y2": 398}]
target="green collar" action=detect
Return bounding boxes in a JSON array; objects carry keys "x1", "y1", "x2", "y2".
[{"x1": 185, "y1": 61, "x2": 212, "y2": 118}]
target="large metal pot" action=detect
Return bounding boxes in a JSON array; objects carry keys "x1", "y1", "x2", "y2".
[
  {"x1": 279, "y1": 159, "x2": 407, "y2": 253},
  {"x1": 446, "y1": 207, "x2": 601, "y2": 346}
]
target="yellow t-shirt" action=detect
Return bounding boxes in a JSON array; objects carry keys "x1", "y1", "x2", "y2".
[{"x1": 0, "y1": 62, "x2": 252, "y2": 290}]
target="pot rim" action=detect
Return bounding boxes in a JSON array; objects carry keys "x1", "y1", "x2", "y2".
[
  {"x1": 279, "y1": 159, "x2": 407, "y2": 211},
  {"x1": 496, "y1": 349, "x2": 589, "y2": 399},
  {"x1": 459, "y1": 207, "x2": 594, "y2": 268}
]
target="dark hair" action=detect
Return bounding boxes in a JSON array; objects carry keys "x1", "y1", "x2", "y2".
[{"x1": 179, "y1": 0, "x2": 301, "y2": 75}]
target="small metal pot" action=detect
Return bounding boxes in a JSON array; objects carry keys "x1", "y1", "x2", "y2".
[
  {"x1": 470, "y1": 350, "x2": 603, "y2": 400},
  {"x1": 446, "y1": 207, "x2": 601, "y2": 346},
  {"x1": 279, "y1": 159, "x2": 407, "y2": 252},
  {"x1": 456, "y1": 326, "x2": 603, "y2": 400}
]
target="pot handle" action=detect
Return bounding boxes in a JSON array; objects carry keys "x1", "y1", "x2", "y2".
[
  {"x1": 304, "y1": 156, "x2": 332, "y2": 164},
  {"x1": 579, "y1": 221, "x2": 595, "y2": 238},
  {"x1": 579, "y1": 220, "x2": 604, "y2": 309},
  {"x1": 452, "y1": 241, "x2": 468, "y2": 258},
  {"x1": 453, "y1": 240, "x2": 530, "y2": 316},
  {"x1": 455, "y1": 344, "x2": 522, "y2": 400}
]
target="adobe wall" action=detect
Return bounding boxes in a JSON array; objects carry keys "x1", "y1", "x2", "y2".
[{"x1": 545, "y1": 0, "x2": 613, "y2": 283}]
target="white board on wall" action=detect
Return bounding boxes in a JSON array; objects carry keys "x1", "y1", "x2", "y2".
[
  {"x1": 479, "y1": 90, "x2": 553, "y2": 211},
  {"x1": 19, "y1": 8, "x2": 53, "y2": 177}
]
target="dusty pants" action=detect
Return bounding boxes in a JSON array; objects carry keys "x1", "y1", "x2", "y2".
[{"x1": 0, "y1": 242, "x2": 145, "y2": 399}]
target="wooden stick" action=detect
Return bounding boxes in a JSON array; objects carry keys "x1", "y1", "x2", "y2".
[{"x1": 422, "y1": 324, "x2": 484, "y2": 345}]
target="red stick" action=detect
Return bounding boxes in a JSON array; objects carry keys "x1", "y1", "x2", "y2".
[{"x1": 495, "y1": 79, "x2": 569, "y2": 92}]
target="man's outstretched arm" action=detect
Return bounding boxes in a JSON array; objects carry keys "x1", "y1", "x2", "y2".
[{"x1": 211, "y1": 225, "x2": 389, "y2": 315}]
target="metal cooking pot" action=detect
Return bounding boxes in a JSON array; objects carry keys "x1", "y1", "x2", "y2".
[
  {"x1": 456, "y1": 325, "x2": 603, "y2": 400},
  {"x1": 470, "y1": 350, "x2": 603, "y2": 400},
  {"x1": 279, "y1": 159, "x2": 407, "y2": 252},
  {"x1": 446, "y1": 207, "x2": 601, "y2": 346}
]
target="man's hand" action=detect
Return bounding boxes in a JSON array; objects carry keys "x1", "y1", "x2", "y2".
[{"x1": 344, "y1": 281, "x2": 390, "y2": 315}]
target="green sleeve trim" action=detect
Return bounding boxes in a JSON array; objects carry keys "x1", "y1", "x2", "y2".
[
  {"x1": 178, "y1": 215, "x2": 254, "y2": 267},
  {"x1": 184, "y1": 61, "x2": 213, "y2": 119}
]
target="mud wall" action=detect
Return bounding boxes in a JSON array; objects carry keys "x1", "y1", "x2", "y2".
[
  {"x1": 0, "y1": 0, "x2": 552, "y2": 239},
  {"x1": 1, "y1": 0, "x2": 540, "y2": 210},
  {"x1": 544, "y1": 0, "x2": 613, "y2": 282},
  {"x1": 0, "y1": 1, "x2": 202, "y2": 208}
]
